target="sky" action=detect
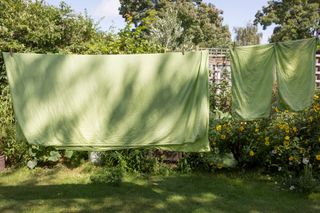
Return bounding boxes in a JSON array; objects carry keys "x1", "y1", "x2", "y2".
[{"x1": 44, "y1": 0, "x2": 275, "y2": 44}]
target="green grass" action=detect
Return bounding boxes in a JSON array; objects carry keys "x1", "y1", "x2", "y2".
[{"x1": 0, "y1": 165, "x2": 319, "y2": 213}]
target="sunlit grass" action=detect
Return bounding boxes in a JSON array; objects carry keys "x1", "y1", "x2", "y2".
[{"x1": 0, "y1": 165, "x2": 319, "y2": 212}]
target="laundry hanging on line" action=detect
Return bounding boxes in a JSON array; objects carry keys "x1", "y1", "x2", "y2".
[
  {"x1": 230, "y1": 38, "x2": 318, "y2": 120},
  {"x1": 3, "y1": 51, "x2": 210, "y2": 152}
]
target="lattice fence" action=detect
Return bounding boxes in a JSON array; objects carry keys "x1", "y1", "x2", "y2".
[
  {"x1": 199, "y1": 48, "x2": 230, "y2": 84},
  {"x1": 316, "y1": 53, "x2": 320, "y2": 88},
  {"x1": 201, "y1": 48, "x2": 320, "y2": 88}
]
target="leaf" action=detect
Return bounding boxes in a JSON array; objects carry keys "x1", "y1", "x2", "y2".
[
  {"x1": 48, "y1": 151, "x2": 61, "y2": 162},
  {"x1": 64, "y1": 150, "x2": 73, "y2": 159},
  {"x1": 28, "y1": 148, "x2": 36, "y2": 157},
  {"x1": 27, "y1": 160, "x2": 37, "y2": 169}
]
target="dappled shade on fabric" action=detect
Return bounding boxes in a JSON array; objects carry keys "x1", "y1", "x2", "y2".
[
  {"x1": 3, "y1": 51, "x2": 210, "y2": 152},
  {"x1": 230, "y1": 43, "x2": 275, "y2": 120},
  {"x1": 275, "y1": 38, "x2": 317, "y2": 111},
  {"x1": 230, "y1": 38, "x2": 317, "y2": 120}
]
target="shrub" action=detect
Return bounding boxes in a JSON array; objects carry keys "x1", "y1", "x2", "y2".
[
  {"x1": 0, "y1": 86, "x2": 29, "y2": 165},
  {"x1": 90, "y1": 167, "x2": 123, "y2": 185},
  {"x1": 101, "y1": 149, "x2": 170, "y2": 175},
  {"x1": 210, "y1": 91, "x2": 320, "y2": 181}
]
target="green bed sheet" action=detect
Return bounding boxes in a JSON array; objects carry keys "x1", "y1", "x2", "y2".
[
  {"x1": 230, "y1": 38, "x2": 317, "y2": 120},
  {"x1": 3, "y1": 51, "x2": 210, "y2": 152}
]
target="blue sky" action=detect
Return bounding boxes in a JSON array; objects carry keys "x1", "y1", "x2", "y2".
[{"x1": 45, "y1": 0, "x2": 275, "y2": 44}]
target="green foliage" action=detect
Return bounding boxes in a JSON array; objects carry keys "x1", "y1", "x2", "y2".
[
  {"x1": 119, "y1": 0, "x2": 158, "y2": 27},
  {"x1": 254, "y1": 0, "x2": 319, "y2": 42},
  {"x1": 0, "y1": 0, "x2": 162, "y2": 168},
  {"x1": 0, "y1": 86, "x2": 29, "y2": 164},
  {"x1": 64, "y1": 150, "x2": 74, "y2": 159},
  {"x1": 209, "y1": 69, "x2": 232, "y2": 113},
  {"x1": 119, "y1": 0, "x2": 231, "y2": 48},
  {"x1": 149, "y1": 7, "x2": 184, "y2": 50},
  {"x1": 119, "y1": 0, "x2": 201, "y2": 27},
  {"x1": 210, "y1": 91, "x2": 320, "y2": 188},
  {"x1": 48, "y1": 151, "x2": 61, "y2": 162},
  {"x1": 90, "y1": 167, "x2": 124, "y2": 185},
  {"x1": 281, "y1": 165, "x2": 319, "y2": 193},
  {"x1": 234, "y1": 22, "x2": 263, "y2": 46},
  {"x1": 101, "y1": 149, "x2": 171, "y2": 175},
  {"x1": 0, "y1": 0, "x2": 99, "y2": 54}
]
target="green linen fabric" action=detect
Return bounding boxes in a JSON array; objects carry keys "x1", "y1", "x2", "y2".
[
  {"x1": 275, "y1": 38, "x2": 317, "y2": 111},
  {"x1": 3, "y1": 51, "x2": 210, "y2": 152},
  {"x1": 230, "y1": 38, "x2": 317, "y2": 120},
  {"x1": 230, "y1": 43, "x2": 275, "y2": 120}
]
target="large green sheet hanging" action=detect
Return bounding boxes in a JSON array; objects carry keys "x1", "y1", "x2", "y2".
[
  {"x1": 275, "y1": 38, "x2": 317, "y2": 111},
  {"x1": 3, "y1": 51, "x2": 210, "y2": 152},
  {"x1": 230, "y1": 43, "x2": 275, "y2": 120}
]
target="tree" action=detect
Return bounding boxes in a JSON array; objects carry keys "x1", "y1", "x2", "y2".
[
  {"x1": 119, "y1": 0, "x2": 231, "y2": 48},
  {"x1": 234, "y1": 23, "x2": 263, "y2": 46},
  {"x1": 254, "y1": 0, "x2": 319, "y2": 42},
  {"x1": 0, "y1": 0, "x2": 162, "y2": 88},
  {"x1": 119, "y1": 0, "x2": 202, "y2": 27},
  {"x1": 119, "y1": 0, "x2": 158, "y2": 27},
  {"x1": 149, "y1": 8, "x2": 185, "y2": 50},
  {"x1": 164, "y1": 1, "x2": 230, "y2": 47}
]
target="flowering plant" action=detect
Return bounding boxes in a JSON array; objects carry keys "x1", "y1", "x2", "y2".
[{"x1": 209, "y1": 92, "x2": 320, "y2": 178}]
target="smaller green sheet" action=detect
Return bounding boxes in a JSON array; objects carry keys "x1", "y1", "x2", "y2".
[
  {"x1": 230, "y1": 44, "x2": 275, "y2": 120},
  {"x1": 275, "y1": 38, "x2": 317, "y2": 111}
]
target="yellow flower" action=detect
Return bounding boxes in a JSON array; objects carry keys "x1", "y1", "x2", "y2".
[
  {"x1": 249, "y1": 150, "x2": 255, "y2": 157},
  {"x1": 314, "y1": 95, "x2": 319, "y2": 100},
  {"x1": 316, "y1": 154, "x2": 320, "y2": 161},
  {"x1": 313, "y1": 104, "x2": 320, "y2": 112},
  {"x1": 275, "y1": 107, "x2": 280, "y2": 113},
  {"x1": 284, "y1": 110, "x2": 289, "y2": 113},
  {"x1": 217, "y1": 163, "x2": 224, "y2": 169},
  {"x1": 215, "y1": 125, "x2": 222, "y2": 131},
  {"x1": 288, "y1": 156, "x2": 294, "y2": 161},
  {"x1": 265, "y1": 137, "x2": 270, "y2": 141},
  {"x1": 283, "y1": 140, "x2": 289, "y2": 146},
  {"x1": 285, "y1": 128, "x2": 290, "y2": 134},
  {"x1": 255, "y1": 128, "x2": 259, "y2": 133},
  {"x1": 299, "y1": 148, "x2": 305, "y2": 154},
  {"x1": 239, "y1": 126, "x2": 245, "y2": 132},
  {"x1": 284, "y1": 136, "x2": 290, "y2": 141},
  {"x1": 292, "y1": 127, "x2": 297, "y2": 133},
  {"x1": 308, "y1": 116, "x2": 313, "y2": 122},
  {"x1": 265, "y1": 141, "x2": 270, "y2": 146},
  {"x1": 220, "y1": 134, "x2": 226, "y2": 140}
]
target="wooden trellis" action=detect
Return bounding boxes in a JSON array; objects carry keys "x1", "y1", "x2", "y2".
[
  {"x1": 201, "y1": 48, "x2": 320, "y2": 88},
  {"x1": 316, "y1": 53, "x2": 320, "y2": 88},
  {"x1": 199, "y1": 48, "x2": 230, "y2": 84}
]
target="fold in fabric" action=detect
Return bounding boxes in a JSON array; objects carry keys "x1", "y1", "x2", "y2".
[
  {"x1": 230, "y1": 38, "x2": 317, "y2": 120},
  {"x1": 3, "y1": 51, "x2": 210, "y2": 152},
  {"x1": 275, "y1": 38, "x2": 317, "y2": 111},
  {"x1": 230, "y1": 43, "x2": 275, "y2": 120}
]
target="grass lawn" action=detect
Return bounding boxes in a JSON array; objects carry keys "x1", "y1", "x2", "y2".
[{"x1": 0, "y1": 165, "x2": 320, "y2": 213}]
